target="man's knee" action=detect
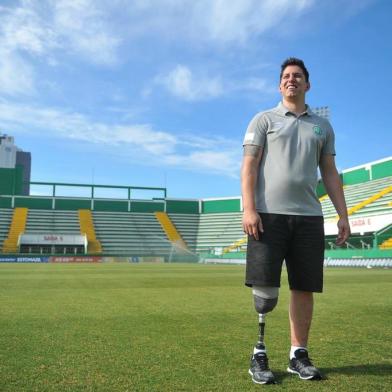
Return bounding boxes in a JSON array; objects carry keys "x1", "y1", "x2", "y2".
[
  {"x1": 252, "y1": 286, "x2": 279, "y2": 314},
  {"x1": 290, "y1": 289, "x2": 314, "y2": 300}
]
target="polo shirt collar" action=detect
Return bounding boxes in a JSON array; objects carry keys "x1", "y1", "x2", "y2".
[{"x1": 276, "y1": 101, "x2": 313, "y2": 117}]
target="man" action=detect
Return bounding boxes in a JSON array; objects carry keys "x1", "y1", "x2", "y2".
[{"x1": 241, "y1": 57, "x2": 350, "y2": 384}]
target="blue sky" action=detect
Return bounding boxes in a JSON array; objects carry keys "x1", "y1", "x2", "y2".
[{"x1": 0, "y1": 0, "x2": 391, "y2": 199}]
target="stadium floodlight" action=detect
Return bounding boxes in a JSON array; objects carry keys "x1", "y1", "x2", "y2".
[{"x1": 311, "y1": 106, "x2": 330, "y2": 120}]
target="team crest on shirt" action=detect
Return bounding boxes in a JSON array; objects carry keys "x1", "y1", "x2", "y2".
[{"x1": 313, "y1": 125, "x2": 323, "y2": 136}]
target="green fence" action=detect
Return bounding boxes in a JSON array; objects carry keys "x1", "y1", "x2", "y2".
[
  {"x1": 166, "y1": 199, "x2": 199, "y2": 214},
  {"x1": 94, "y1": 200, "x2": 129, "y2": 212},
  {"x1": 325, "y1": 248, "x2": 392, "y2": 259},
  {"x1": 201, "y1": 248, "x2": 392, "y2": 260},
  {"x1": 373, "y1": 159, "x2": 392, "y2": 180},
  {"x1": 202, "y1": 198, "x2": 241, "y2": 213},
  {"x1": 131, "y1": 201, "x2": 164, "y2": 212},
  {"x1": 1, "y1": 195, "x2": 243, "y2": 214},
  {"x1": 0, "y1": 182, "x2": 208, "y2": 213},
  {"x1": 14, "y1": 197, "x2": 52, "y2": 209},
  {"x1": 342, "y1": 167, "x2": 370, "y2": 186}
]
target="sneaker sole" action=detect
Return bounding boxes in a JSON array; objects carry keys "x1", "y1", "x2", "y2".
[
  {"x1": 287, "y1": 367, "x2": 321, "y2": 380},
  {"x1": 248, "y1": 369, "x2": 276, "y2": 385}
]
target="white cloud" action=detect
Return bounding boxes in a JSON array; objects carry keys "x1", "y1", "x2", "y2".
[
  {"x1": 52, "y1": 0, "x2": 120, "y2": 65},
  {"x1": 155, "y1": 64, "x2": 274, "y2": 101},
  {"x1": 156, "y1": 65, "x2": 224, "y2": 101},
  {"x1": 0, "y1": 100, "x2": 175, "y2": 154},
  {"x1": 0, "y1": 100, "x2": 240, "y2": 177},
  {"x1": 0, "y1": 49, "x2": 35, "y2": 96},
  {"x1": 0, "y1": 0, "x2": 121, "y2": 97},
  {"x1": 0, "y1": 2, "x2": 57, "y2": 55},
  {"x1": 0, "y1": 0, "x2": 318, "y2": 73},
  {"x1": 230, "y1": 77, "x2": 272, "y2": 93},
  {"x1": 0, "y1": 0, "x2": 362, "y2": 101},
  {"x1": 165, "y1": 150, "x2": 239, "y2": 177},
  {"x1": 120, "y1": 0, "x2": 315, "y2": 47}
]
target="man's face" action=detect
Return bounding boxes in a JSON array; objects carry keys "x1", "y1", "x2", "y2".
[{"x1": 279, "y1": 65, "x2": 310, "y2": 99}]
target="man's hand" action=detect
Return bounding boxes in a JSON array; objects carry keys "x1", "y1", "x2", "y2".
[
  {"x1": 336, "y1": 217, "x2": 351, "y2": 246},
  {"x1": 242, "y1": 210, "x2": 263, "y2": 240}
]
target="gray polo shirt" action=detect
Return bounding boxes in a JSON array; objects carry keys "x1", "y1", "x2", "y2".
[{"x1": 243, "y1": 102, "x2": 335, "y2": 216}]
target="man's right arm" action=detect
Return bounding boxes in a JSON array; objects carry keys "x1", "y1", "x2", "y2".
[{"x1": 241, "y1": 145, "x2": 263, "y2": 240}]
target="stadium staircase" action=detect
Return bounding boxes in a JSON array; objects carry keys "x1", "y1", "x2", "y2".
[
  {"x1": 376, "y1": 223, "x2": 392, "y2": 250},
  {"x1": 2, "y1": 207, "x2": 28, "y2": 253},
  {"x1": 78, "y1": 210, "x2": 102, "y2": 253},
  {"x1": 379, "y1": 237, "x2": 392, "y2": 249},
  {"x1": 155, "y1": 212, "x2": 188, "y2": 251}
]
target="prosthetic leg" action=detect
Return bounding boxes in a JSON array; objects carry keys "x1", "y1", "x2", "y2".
[
  {"x1": 255, "y1": 313, "x2": 267, "y2": 352},
  {"x1": 248, "y1": 286, "x2": 279, "y2": 384},
  {"x1": 252, "y1": 286, "x2": 279, "y2": 351}
]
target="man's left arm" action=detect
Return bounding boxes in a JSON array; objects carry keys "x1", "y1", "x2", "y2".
[{"x1": 319, "y1": 154, "x2": 351, "y2": 246}]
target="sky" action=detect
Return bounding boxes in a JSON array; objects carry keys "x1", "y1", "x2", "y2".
[{"x1": 0, "y1": 0, "x2": 391, "y2": 200}]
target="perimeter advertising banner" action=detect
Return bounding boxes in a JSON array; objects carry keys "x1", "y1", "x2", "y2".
[
  {"x1": 0, "y1": 256, "x2": 50, "y2": 263},
  {"x1": 324, "y1": 213, "x2": 392, "y2": 235},
  {"x1": 50, "y1": 256, "x2": 103, "y2": 263},
  {"x1": 0, "y1": 256, "x2": 102, "y2": 263}
]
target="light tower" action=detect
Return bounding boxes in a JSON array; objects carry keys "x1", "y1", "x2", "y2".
[{"x1": 311, "y1": 106, "x2": 330, "y2": 120}]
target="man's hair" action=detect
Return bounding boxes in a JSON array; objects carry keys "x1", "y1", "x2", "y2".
[{"x1": 280, "y1": 57, "x2": 309, "y2": 82}]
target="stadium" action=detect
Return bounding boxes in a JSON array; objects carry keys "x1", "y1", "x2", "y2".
[
  {"x1": 0, "y1": 134, "x2": 391, "y2": 391},
  {"x1": 1, "y1": 0, "x2": 392, "y2": 389},
  {"x1": 1, "y1": 134, "x2": 391, "y2": 265}
]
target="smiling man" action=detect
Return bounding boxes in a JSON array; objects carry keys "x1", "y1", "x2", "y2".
[{"x1": 241, "y1": 57, "x2": 350, "y2": 384}]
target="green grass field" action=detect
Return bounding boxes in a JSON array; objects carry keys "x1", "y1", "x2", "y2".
[{"x1": 0, "y1": 263, "x2": 391, "y2": 392}]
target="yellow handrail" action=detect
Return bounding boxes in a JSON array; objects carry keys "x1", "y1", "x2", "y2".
[
  {"x1": 223, "y1": 237, "x2": 247, "y2": 254},
  {"x1": 347, "y1": 185, "x2": 392, "y2": 216}
]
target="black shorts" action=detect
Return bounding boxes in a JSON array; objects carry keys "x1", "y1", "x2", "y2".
[{"x1": 245, "y1": 213, "x2": 325, "y2": 292}]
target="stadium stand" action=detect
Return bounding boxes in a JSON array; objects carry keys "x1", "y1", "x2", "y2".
[
  {"x1": 215, "y1": 175, "x2": 392, "y2": 257},
  {"x1": 196, "y1": 212, "x2": 244, "y2": 255},
  {"x1": 92, "y1": 211, "x2": 172, "y2": 256},
  {"x1": 0, "y1": 157, "x2": 391, "y2": 266},
  {"x1": 320, "y1": 176, "x2": 392, "y2": 219},
  {"x1": 18, "y1": 209, "x2": 86, "y2": 254},
  {"x1": 25, "y1": 209, "x2": 80, "y2": 234}
]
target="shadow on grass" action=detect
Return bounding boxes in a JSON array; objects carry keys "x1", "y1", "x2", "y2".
[{"x1": 273, "y1": 364, "x2": 392, "y2": 382}]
